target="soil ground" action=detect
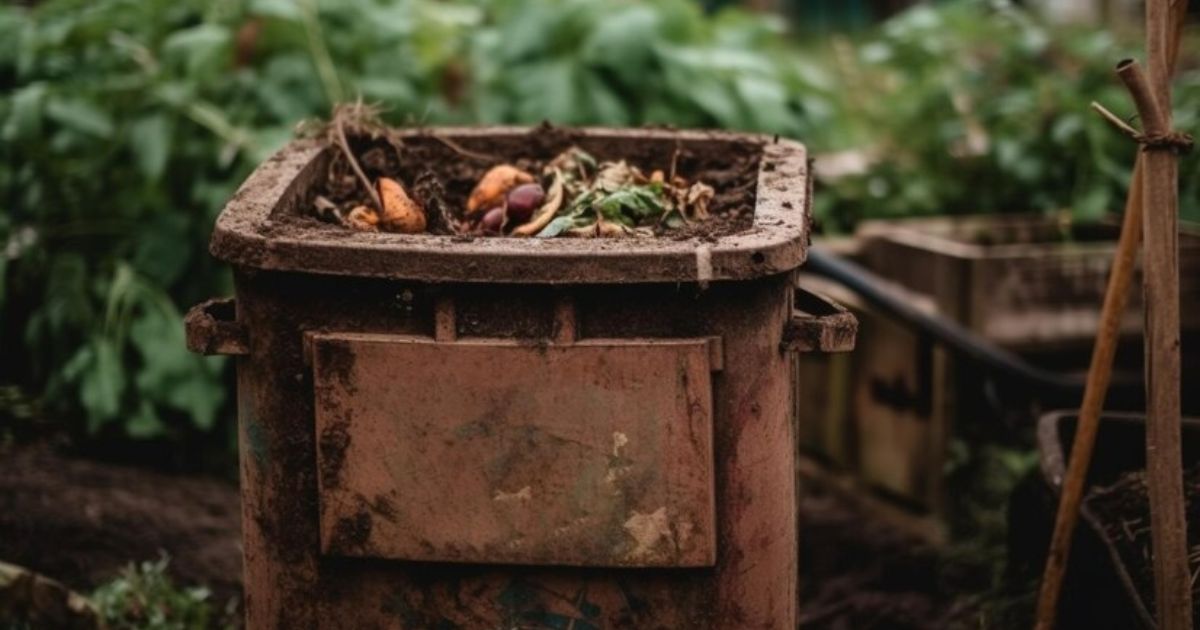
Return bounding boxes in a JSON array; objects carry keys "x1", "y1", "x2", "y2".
[
  {"x1": 798, "y1": 469, "x2": 983, "y2": 630},
  {"x1": 0, "y1": 444, "x2": 986, "y2": 628},
  {"x1": 0, "y1": 443, "x2": 243, "y2": 609}
]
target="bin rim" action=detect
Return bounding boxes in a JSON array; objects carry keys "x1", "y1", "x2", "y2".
[{"x1": 210, "y1": 126, "x2": 811, "y2": 284}]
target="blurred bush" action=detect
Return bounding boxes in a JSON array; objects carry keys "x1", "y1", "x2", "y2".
[
  {"x1": 0, "y1": 0, "x2": 1195, "y2": 455},
  {"x1": 804, "y1": 2, "x2": 1200, "y2": 229},
  {"x1": 0, "y1": 0, "x2": 813, "y2": 454}
]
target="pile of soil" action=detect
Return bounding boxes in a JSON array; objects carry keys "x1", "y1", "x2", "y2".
[
  {"x1": 300, "y1": 125, "x2": 761, "y2": 239},
  {"x1": 0, "y1": 443, "x2": 242, "y2": 608},
  {"x1": 1085, "y1": 462, "x2": 1200, "y2": 619},
  {"x1": 798, "y1": 468, "x2": 980, "y2": 629}
]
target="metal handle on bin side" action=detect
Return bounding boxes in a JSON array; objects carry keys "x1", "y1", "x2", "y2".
[
  {"x1": 185, "y1": 298, "x2": 250, "y2": 356},
  {"x1": 782, "y1": 288, "x2": 857, "y2": 354}
]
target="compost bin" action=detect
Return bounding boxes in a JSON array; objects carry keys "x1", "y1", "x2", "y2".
[{"x1": 186, "y1": 127, "x2": 854, "y2": 629}]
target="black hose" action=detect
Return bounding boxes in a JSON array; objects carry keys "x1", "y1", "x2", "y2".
[{"x1": 804, "y1": 246, "x2": 1141, "y2": 406}]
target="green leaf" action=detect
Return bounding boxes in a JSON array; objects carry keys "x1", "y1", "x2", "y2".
[
  {"x1": 128, "y1": 114, "x2": 172, "y2": 179},
  {"x1": 512, "y1": 60, "x2": 579, "y2": 124},
  {"x1": 734, "y1": 74, "x2": 794, "y2": 133},
  {"x1": 165, "y1": 373, "x2": 224, "y2": 431},
  {"x1": 249, "y1": 0, "x2": 303, "y2": 21},
  {"x1": 3, "y1": 82, "x2": 47, "y2": 141},
  {"x1": 74, "y1": 337, "x2": 125, "y2": 433},
  {"x1": 580, "y1": 72, "x2": 630, "y2": 126},
  {"x1": 132, "y1": 213, "x2": 191, "y2": 286},
  {"x1": 595, "y1": 186, "x2": 666, "y2": 224},
  {"x1": 130, "y1": 309, "x2": 226, "y2": 431},
  {"x1": 45, "y1": 97, "x2": 114, "y2": 139},
  {"x1": 127, "y1": 401, "x2": 166, "y2": 439},
  {"x1": 581, "y1": 5, "x2": 660, "y2": 85},
  {"x1": 537, "y1": 215, "x2": 579, "y2": 238},
  {"x1": 162, "y1": 23, "x2": 231, "y2": 77}
]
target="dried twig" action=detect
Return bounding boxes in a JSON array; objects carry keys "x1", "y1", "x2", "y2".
[
  {"x1": 1090, "y1": 101, "x2": 1142, "y2": 140},
  {"x1": 429, "y1": 134, "x2": 498, "y2": 162},
  {"x1": 333, "y1": 109, "x2": 383, "y2": 212}
]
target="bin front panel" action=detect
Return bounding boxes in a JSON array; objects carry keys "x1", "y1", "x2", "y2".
[{"x1": 311, "y1": 333, "x2": 717, "y2": 568}]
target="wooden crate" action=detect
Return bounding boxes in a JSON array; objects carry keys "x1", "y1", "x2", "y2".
[
  {"x1": 797, "y1": 215, "x2": 1200, "y2": 522},
  {"x1": 796, "y1": 274, "x2": 952, "y2": 529},
  {"x1": 855, "y1": 215, "x2": 1200, "y2": 351}
]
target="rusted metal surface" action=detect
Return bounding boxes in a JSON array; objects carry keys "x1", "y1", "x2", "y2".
[
  {"x1": 184, "y1": 298, "x2": 249, "y2": 356},
  {"x1": 193, "y1": 128, "x2": 853, "y2": 628},
  {"x1": 311, "y1": 333, "x2": 717, "y2": 567},
  {"x1": 223, "y1": 273, "x2": 822, "y2": 628},
  {"x1": 782, "y1": 288, "x2": 857, "y2": 353},
  {"x1": 208, "y1": 127, "x2": 811, "y2": 285}
]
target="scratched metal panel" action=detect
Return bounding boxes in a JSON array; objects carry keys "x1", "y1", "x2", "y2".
[{"x1": 311, "y1": 333, "x2": 716, "y2": 568}]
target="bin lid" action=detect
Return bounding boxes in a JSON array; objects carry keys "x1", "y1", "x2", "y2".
[{"x1": 210, "y1": 127, "x2": 811, "y2": 284}]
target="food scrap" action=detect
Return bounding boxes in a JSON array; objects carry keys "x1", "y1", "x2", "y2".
[{"x1": 311, "y1": 134, "x2": 718, "y2": 238}]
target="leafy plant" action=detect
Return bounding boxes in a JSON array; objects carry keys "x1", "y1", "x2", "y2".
[
  {"x1": 90, "y1": 556, "x2": 225, "y2": 630},
  {"x1": 4, "y1": 0, "x2": 1197, "y2": 454},
  {"x1": 804, "y1": 1, "x2": 1200, "y2": 230},
  {"x1": 0, "y1": 0, "x2": 809, "y2": 451}
]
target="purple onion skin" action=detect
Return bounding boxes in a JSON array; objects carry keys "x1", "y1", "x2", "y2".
[
  {"x1": 505, "y1": 183, "x2": 545, "y2": 224},
  {"x1": 480, "y1": 207, "x2": 506, "y2": 234}
]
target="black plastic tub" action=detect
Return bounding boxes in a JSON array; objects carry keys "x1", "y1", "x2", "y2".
[{"x1": 1013, "y1": 411, "x2": 1200, "y2": 629}]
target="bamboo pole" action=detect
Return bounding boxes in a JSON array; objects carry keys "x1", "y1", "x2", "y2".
[
  {"x1": 1033, "y1": 3, "x2": 1188, "y2": 628},
  {"x1": 1128, "y1": 3, "x2": 1192, "y2": 621}
]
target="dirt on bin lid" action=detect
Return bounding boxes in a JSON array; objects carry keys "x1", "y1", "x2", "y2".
[{"x1": 297, "y1": 122, "x2": 761, "y2": 240}]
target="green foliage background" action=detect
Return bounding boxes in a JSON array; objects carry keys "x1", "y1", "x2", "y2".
[{"x1": 1, "y1": 0, "x2": 1196, "y2": 453}]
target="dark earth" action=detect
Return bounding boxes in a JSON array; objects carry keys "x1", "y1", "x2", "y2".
[
  {"x1": 305, "y1": 123, "x2": 762, "y2": 239},
  {"x1": 0, "y1": 442, "x2": 983, "y2": 629},
  {"x1": 0, "y1": 443, "x2": 243, "y2": 610}
]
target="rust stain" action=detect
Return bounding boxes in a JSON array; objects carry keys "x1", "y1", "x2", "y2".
[
  {"x1": 318, "y1": 418, "x2": 351, "y2": 490},
  {"x1": 316, "y1": 339, "x2": 359, "y2": 394},
  {"x1": 311, "y1": 333, "x2": 717, "y2": 568},
  {"x1": 330, "y1": 510, "x2": 372, "y2": 552}
]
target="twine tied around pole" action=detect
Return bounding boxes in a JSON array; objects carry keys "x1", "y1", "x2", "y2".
[
  {"x1": 1136, "y1": 131, "x2": 1193, "y2": 154},
  {"x1": 1090, "y1": 101, "x2": 1193, "y2": 154}
]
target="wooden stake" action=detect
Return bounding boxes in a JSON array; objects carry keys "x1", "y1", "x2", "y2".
[
  {"x1": 1123, "y1": 43, "x2": 1192, "y2": 630},
  {"x1": 1033, "y1": 163, "x2": 1146, "y2": 630},
  {"x1": 1033, "y1": 3, "x2": 1188, "y2": 628}
]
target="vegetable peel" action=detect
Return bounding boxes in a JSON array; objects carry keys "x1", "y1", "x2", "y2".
[
  {"x1": 467, "y1": 165, "x2": 534, "y2": 215},
  {"x1": 377, "y1": 177, "x2": 426, "y2": 234}
]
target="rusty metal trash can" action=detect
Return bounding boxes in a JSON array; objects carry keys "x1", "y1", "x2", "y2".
[{"x1": 186, "y1": 127, "x2": 855, "y2": 629}]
